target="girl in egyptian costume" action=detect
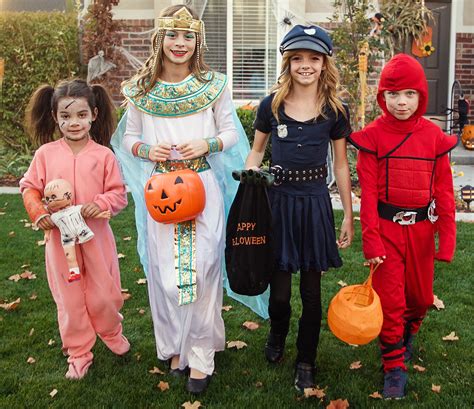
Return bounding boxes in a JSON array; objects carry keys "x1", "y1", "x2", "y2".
[{"x1": 111, "y1": 4, "x2": 266, "y2": 394}]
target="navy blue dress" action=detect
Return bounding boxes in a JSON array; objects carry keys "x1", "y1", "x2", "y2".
[{"x1": 254, "y1": 94, "x2": 351, "y2": 273}]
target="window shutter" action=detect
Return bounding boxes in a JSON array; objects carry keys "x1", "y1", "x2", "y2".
[{"x1": 232, "y1": 0, "x2": 277, "y2": 100}]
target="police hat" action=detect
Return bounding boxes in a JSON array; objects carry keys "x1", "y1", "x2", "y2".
[{"x1": 279, "y1": 25, "x2": 333, "y2": 56}]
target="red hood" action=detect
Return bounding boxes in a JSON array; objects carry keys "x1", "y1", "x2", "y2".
[{"x1": 377, "y1": 53, "x2": 428, "y2": 123}]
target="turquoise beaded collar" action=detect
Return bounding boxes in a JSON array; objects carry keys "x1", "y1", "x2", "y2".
[{"x1": 123, "y1": 72, "x2": 227, "y2": 118}]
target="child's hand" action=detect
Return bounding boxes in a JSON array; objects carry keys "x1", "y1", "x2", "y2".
[
  {"x1": 337, "y1": 217, "x2": 354, "y2": 249},
  {"x1": 149, "y1": 142, "x2": 172, "y2": 162},
  {"x1": 37, "y1": 215, "x2": 55, "y2": 230},
  {"x1": 365, "y1": 256, "x2": 386, "y2": 265},
  {"x1": 81, "y1": 202, "x2": 102, "y2": 218},
  {"x1": 176, "y1": 140, "x2": 209, "y2": 159}
]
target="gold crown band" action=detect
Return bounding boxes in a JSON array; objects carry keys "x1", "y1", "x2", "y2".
[{"x1": 156, "y1": 6, "x2": 203, "y2": 33}]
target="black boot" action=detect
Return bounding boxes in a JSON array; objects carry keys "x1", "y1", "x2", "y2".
[
  {"x1": 294, "y1": 362, "x2": 315, "y2": 392},
  {"x1": 264, "y1": 332, "x2": 286, "y2": 363},
  {"x1": 185, "y1": 375, "x2": 212, "y2": 394}
]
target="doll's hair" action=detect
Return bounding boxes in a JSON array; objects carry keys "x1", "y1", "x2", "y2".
[
  {"x1": 270, "y1": 50, "x2": 346, "y2": 123},
  {"x1": 25, "y1": 79, "x2": 116, "y2": 147},
  {"x1": 122, "y1": 4, "x2": 211, "y2": 98}
]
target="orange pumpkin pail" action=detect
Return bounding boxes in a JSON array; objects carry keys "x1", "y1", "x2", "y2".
[
  {"x1": 144, "y1": 169, "x2": 206, "y2": 224},
  {"x1": 327, "y1": 264, "x2": 383, "y2": 345}
]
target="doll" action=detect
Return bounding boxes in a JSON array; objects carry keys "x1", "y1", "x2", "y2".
[{"x1": 43, "y1": 179, "x2": 111, "y2": 282}]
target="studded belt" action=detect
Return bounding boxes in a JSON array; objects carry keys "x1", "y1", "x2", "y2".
[
  {"x1": 378, "y1": 201, "x2": 429, "y2": 225},
  {"x1": 269, "y1": 164, "x2": 327, "y2": 186},
  {"x1": 153, "y1": 156, "x2": 211, "y2": 174}
]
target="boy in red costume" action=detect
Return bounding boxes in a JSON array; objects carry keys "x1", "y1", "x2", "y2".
[{"x1": 348, "y1": 54, "x2": 457, "y2": 399}]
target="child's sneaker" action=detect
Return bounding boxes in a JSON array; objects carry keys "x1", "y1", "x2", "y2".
[
  {"x1": 404, "y1": 333, "x2": 416, "y2": 362},
  {"x1": 383, "y1": 367, "x2": 407, "y2": 400}
]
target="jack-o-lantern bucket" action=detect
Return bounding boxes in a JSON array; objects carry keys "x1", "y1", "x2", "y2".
[
  {"x1": 327, "y1": 265, "x2": 383, "y2": 345},
  {"x1": 144, "y1": 169, "x2": 206, "y2": 224},
  {"x1": 461, "y1": 125, "x2": 474, "y2": 150}
]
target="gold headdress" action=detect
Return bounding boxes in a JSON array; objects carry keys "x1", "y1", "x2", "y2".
[{"x1": 156, "y1": 6, "x2": 203, "y2": 33}]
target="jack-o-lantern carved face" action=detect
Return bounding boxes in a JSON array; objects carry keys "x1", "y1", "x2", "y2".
[
  {"x1": 462, "y1": 125, "x2": 474, "y2": 150},
  {"x1": 144, "y1": 169, "x2": 206, "y2": 224}
]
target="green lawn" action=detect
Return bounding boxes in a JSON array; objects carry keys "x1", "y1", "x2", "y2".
[{"x1": 0, "y1": 193, "x2": 472, "y2": 408}]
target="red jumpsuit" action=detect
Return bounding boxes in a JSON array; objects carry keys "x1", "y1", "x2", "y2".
[{"x1": 349, "y1": 54, "x2": 457, "y2": 372}]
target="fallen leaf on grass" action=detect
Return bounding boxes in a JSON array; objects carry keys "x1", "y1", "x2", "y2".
[
  {"x1": 304, "y1": 387, "x2": 326, "y2": 398},
  {"x1": 432, "y1": 295, "x2": 445, "y2": 310},
  {"x1": 50, "y1": 389, "x2": 58, "y2": 398},
  {"x1": 21, "y1": 264, "x2": 30, "y2": 269},
  {"x1": 326, "y1": 399, "x2": 350, "y2": 409},
  {"x1": 369, "y1": 391, "x2": 382, "y2": 399},
  {"x1": 222, "y1": 305, "x2": 233, "y2": 312},
  {"x1": 48, "y1": 339, "x2": 55, "y2": 346},
  {"x1": 21, "y1": 271, "x2": 37, "y2": 280},
  {"x1": 37, "y1": 240, "x2": 45, "y2": 246},
  {"x1": 349, "y1": 361, "x2": 362, "y2": 370},
  {"x1": 255, "y1": 381, "x2": 263, "y2": 388},
  {"x1": 149, "y1": 366, "x2": 165, "y2": 375},
  {"x1": 353, "y1": 216, "x2": 360, "y2": 221},
  {"x1": 29, "y1": 328, "x2": 35, "y2": 336},
  {"x1": 134, "y1": 353, "x2": 141, "y2": 361},
  {"x1": 9, "y1": 231, "x2": 16, "y2": 237},
  {"x1": 182, "y1": 401, "x2": 202, "y2": 409},
  {"x1": 0, "y1": 212, "x2": 5, "y2": 216},
  {"x1": 27, "y1": 357, "x2": 36, "y2": 364},
  {"x1": 117, "y1": 253, "x2": 126, "y2": 259},
  {"x1": 242, "y1": 321, "x2": 259, "y2": 331},
  {"x1": 24, "y1": 222, "x2": 32, "y2": 228},
  {"x1": 0, "y1": 298, "x2": 21, "y2": 311},
  {"x1": 413, "y1": 364, "x2": 426, "y2": 372},
  {"x1": 227, "y1": 340, "x2": 247, "y2": 350},
  {"x1": 431, "y1": 384, "x2": 441, "y2": 393},
  {"x1": 122, "y1": 293, "x2": 132, "y2": 301},
  {"x1": 29, "y1": 293, "x2": 37, "y2": 300},
  {"x1": 337, "y1": 280, "x2": 348, "y2": 287},
  {"x1": 442, "y1": 331, "x2": 459, "y2": 341},
  {"x1": 138, "y1": 308, "x2": 146, "y2": 315},
  {"x1": 8, "y1": 274, "x2": 21, "y2": 282},
  {"x1": 123, "y1": 236, "x2": 132, "y2": 241},
  {"x1": 136, "y1": 278, "x2": 147, "y2": 285},
  {"x1": 133, "y1": 266, "x2": 141, "y2": 273},
  {"x1": 157, "y1": 381, "x2": 169, "y2": 392}
]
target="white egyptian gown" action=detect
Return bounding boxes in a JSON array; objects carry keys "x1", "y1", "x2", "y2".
[{"x1": 120, "y1": 73, "x2": 238, "y2": 375}]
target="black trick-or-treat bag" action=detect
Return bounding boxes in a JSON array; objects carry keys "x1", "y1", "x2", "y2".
[{"x1": 225, "y1": 169, "x2": 275, "y2": 295}]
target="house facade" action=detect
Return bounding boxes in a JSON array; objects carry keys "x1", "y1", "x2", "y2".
[{"x1": 90, "y1": 0, "x2": 473, "y2": 122}]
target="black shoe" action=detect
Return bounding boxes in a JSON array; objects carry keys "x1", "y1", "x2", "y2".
[
  {"x1": 167, "y1": 359, "x2": 189, "y2": 377},
  {"x1": 404, "y1": 333, "x2": 416, "y2": 362},
  {"x1": 294, "y1": 362, "x2": 315, "y2": 392},
  {"x1": 264, "y1": 332, "x2": 286, "y2": 363},
  {"x1": 186, "y1": 375, "x2": 212, "y2": 394}
]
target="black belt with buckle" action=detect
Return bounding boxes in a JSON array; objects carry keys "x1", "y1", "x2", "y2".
[
  {"x1": 378, "y1": 201, "x2": 429, "y2": 225},
  {"x1": 270, "y1": 164, "x2": 327, "y2": 185}
]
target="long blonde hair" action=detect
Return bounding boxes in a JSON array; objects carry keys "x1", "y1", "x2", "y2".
[
  {"x1": 271, "y1": 50, "x2": 345, "y2": 123},
  {"x1": 122, "y1": 4, "x2": 211, "y2": 98}
]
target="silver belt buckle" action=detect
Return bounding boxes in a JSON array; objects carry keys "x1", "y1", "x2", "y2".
[
  {"x1": 393, "y1": 211, "x2": 417, "y2": 225},
  {"x1": 270, "y1": 165, "x2": 283, "y2": 186}
]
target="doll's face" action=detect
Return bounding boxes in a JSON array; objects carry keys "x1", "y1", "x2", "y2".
[
  {"x1": 54, "y1": 97, "x2": 97, "y2": 142},
  {"x1": 44, "y1": 180, "x2": 73, "y2": 212},
  {"x1": 383, "y1": 89, "x2": 420, "y2": 120},
  {"x1": 162, "y1": 30, "x2": 197, "y2": 66}
]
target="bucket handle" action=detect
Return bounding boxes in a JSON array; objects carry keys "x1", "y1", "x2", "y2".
[{"x1": 364, "y1": 262, "x2": 380, "y2": 288}]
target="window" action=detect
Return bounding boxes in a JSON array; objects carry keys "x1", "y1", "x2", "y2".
[{"x1": 195, "y1": 0, "x2": 278, "y2": 101}]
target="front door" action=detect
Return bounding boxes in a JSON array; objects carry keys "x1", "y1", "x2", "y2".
[{"x1": 418, "y1": 1, "x2": 452, "y2": 115}]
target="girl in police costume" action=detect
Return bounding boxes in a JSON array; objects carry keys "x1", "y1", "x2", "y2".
[
  {"x1": 246, "y1": 25, "x2": 354, "y2": 391},
  {"x1": 112, "y1": 4, "x2": 249, "y2": 394}
]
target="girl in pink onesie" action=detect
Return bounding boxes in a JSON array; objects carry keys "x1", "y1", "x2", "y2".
[{"x1": 20, "y1": 79, "x2": 130, "y2": 379}]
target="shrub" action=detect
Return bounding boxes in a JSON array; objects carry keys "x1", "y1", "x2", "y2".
[{"x1": 0, "y1": 11, "x2": 80, "y2": 154}]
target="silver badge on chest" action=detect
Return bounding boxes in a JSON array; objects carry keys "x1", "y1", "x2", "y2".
[{"x1": 277, "y1": 124, "x2": 288, "y2": 138}]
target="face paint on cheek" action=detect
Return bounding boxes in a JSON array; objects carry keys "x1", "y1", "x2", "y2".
[{"x1": 60, "y1": 122, "x2": 66, "y2": 128}]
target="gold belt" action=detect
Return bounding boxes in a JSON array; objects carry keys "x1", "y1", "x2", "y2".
[{"x1": 153, "y1": 156, "x2": 211, "y2": 174}]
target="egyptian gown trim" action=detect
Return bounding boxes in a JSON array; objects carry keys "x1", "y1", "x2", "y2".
[{"x1": 123, "y1": 72, "x2": 227, "y2": 117}]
